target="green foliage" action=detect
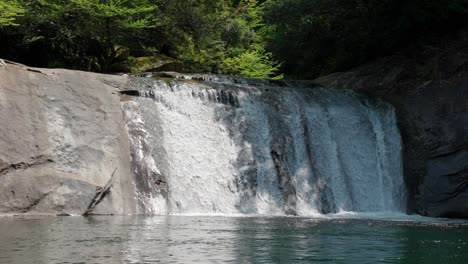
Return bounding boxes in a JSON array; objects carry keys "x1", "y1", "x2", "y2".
[
  {"x1": 169, "y1": 0, "x2": 282, "y2": 79},
  {"x1": 2, "y1": 0, "x2": 467, "y2": 79},
  {"x1": 263, "y1": 0, "x2": 468, "y2": 78},
  {"x1": 35, "y1": 0, "x2": 156, "y2": 30},
  {"x1": 5, "y1": 0, "x2": 157, "y2": 71},
  {"x1": 223, "y1": 48, "x2": 282, "y2": 79},
  {"x1": 220, "y1": 0, "x2": 282, "y2": 79},
  {"x1": 0, "y1": 0, "x2": 25, "y2": 26},
  {"x1": 141, "y1": 0, "x2": 281, "y2": 78},
  {"x1": 1, "y1": 0, "x2": 283, "y2": 78}
]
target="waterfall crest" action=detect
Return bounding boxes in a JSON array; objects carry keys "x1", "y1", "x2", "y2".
[{"x1": 122, "y1": 75, "x2": 406, "y2": 215}]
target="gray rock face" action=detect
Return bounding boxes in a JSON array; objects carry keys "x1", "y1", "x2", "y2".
[
  {"x1": 315, "y1": 42, "x2": 468, "y2": 218},
  {"x1": 0, "y1": 61, "x2": 136, "y2": 216}
]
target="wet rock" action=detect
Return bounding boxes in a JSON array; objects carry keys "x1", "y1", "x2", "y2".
[{"x1": 315, "y1": 39, "x2": 468, "y2": 218}]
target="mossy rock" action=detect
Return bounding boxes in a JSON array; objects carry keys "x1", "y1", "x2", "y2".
[{"x1": 110, "y1": 55, "x2": 183, "y2": 73}]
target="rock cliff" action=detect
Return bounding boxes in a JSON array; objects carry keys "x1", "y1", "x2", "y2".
[{"x1": 0, "y1": 61, "x2": 136, "y2": 216}]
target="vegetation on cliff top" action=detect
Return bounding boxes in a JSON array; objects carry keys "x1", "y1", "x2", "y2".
[{"x1": 1, "y1": 0, "x2": 467, "y2": 79}]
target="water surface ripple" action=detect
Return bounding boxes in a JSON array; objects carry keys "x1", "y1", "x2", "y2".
[{"x1": 0, "y1": 216, "x2": 467, "y2": 263}]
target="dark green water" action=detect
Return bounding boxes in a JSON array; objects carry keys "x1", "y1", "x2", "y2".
[{"x1": 0, "y1": 215, "x2": 467, "y2": 263}]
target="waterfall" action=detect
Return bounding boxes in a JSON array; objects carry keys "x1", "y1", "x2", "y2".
[{"x1": 122, "y1": 75, "x2": 406, "y2": 216}]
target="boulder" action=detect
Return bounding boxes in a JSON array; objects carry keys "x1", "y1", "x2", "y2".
[{"x1": 0, "y1": 61, "x2": 136, "y2": 216}]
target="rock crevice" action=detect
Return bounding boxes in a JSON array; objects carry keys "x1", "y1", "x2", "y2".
[
  {"x1": 84, "y1": 168, "x2": 117, "y2": 216},
  {"x1": 0, "y1": 155, "x2": 54, "y2": 176}
]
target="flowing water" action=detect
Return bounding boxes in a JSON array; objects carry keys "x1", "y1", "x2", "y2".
[
  {"x1": 1, "y1": 215, "x2": 467, "y2": 264},
  {"x1": 122, "y1": 75, "x2": 406, "y2": 215}
]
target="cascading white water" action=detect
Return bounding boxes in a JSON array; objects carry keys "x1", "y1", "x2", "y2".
[{"x1": 122, "y1": 76, "x2": 406, "y2": 216}]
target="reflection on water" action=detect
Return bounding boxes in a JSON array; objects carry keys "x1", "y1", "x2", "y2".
[{"x1": 0, "y1": 216, "x2": 467, "y2": 263}]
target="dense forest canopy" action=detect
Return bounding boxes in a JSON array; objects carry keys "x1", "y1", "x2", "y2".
[{"x1": 1, "y1": 0, "x2": 467, "y2": 79}]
